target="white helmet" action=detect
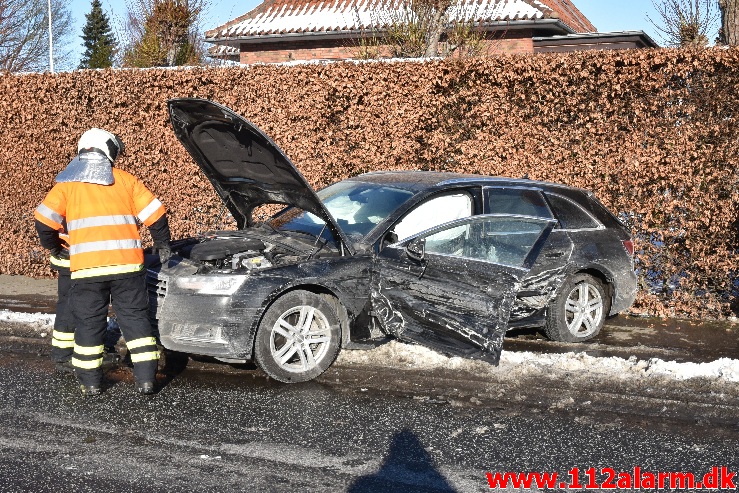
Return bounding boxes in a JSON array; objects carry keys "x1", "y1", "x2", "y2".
[{"x1": 77, "y1": 128, "x2": 125, "y2": 163}]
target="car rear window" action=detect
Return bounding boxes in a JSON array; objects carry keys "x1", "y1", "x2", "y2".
[
  {"x1": 545, "y1": 193, "x2": 601, "y2": 230},
  {"x1": 483, "y1": 188, "x2": 554, "y2": 219}
]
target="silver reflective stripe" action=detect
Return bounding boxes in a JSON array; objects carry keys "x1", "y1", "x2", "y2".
[
  {"x1": 72, "y1": 357, "x2": 103, "y2": 369},
  {"x1": 53, "y1": 330, "x2": 74, "y2": 341},
  {"x1": 127, "y1": 337, "x2": 157, "y2": 350},
  {"x1": 36, "y1": 204, "x2": 64, "y2": 225},
  {"x1": 70, "y1": 239, "x2": 142, "y2": 255},
  {"x1": 138, "y1": 199, "x2": 163, "y2": 223},
  {"x1": 68, "y1": 215, "x2": 137, "y2": 231},
  {"x1": 74, "y1": 344, "x2": 104, "y2": 356},
  {"x1": 131, "y1": 350, "x2": 160, "y2": 363},
  {"x1": 50, "y1": 255, "x2": 70, "y2": 268},
  {"x1": 71, "y1": 264, "x2": 143, "y2": 279}
]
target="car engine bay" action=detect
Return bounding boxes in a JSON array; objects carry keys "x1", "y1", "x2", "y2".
[{"x1": 168, "y1": 229, "x2": 337, "y2": 274}]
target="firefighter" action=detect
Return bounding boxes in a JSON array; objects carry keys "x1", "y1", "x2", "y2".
[
  {"x1": 34, "y1": 128, "x2": 171, "y2": 396},
  {"x1": 34, "y1": 224, "x2": 75, "y2": 370},
  {"x1": 33, "y1": 225, "x2": 122, "y2": 373}
]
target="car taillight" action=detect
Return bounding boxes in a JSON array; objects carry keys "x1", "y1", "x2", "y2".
[{"x1": 622, "y1": 239, "x2": 634, "y2": 256}]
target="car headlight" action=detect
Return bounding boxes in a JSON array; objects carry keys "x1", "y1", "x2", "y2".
[{"x1": 175, "y1": 275, "x2": 246, "y2": 295}]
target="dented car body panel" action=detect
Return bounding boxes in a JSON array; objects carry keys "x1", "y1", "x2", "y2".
[
  {"x1": 372, "y1": 214, "x2": 555, "y2": 364},
  {"x1": 146, "y1": 98, "x2": 637, "y2": 382}
]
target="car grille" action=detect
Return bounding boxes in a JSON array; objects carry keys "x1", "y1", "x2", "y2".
[
  {"x1": 146, "y1": 272, "x2": 167, "y2": 299},
  {"x1": 145, "y1": 268, "x2": 168, "y2": 328}
]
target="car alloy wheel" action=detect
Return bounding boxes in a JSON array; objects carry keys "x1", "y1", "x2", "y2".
[
  {"x1": 545, "y1": 273, "x2": 609, "y2": 343},
  {"x1": 255, "y1": 290, "x2": 341, "y2": 383},
  {"x1": 270, "y1": 305, "x2": 332, "y2": 373},
  {"x1": 564, "y1": 281, "x2": 604, "y2": 338}
]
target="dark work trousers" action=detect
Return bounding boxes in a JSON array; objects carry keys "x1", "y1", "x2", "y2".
[
  {"x1": 70, "y1": 273, "x2": 159, "y2": 387},
  {"x1": 51, "y1": 269, "x2": 74, "y2": 363}
]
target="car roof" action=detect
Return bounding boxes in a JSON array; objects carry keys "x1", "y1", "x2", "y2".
[{"x1": 346, "y1": 171, "x2": 589, "y2": 195}]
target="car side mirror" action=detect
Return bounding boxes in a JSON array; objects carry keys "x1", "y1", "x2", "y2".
[
  {"x1": 406, "y1": 237, "x2": 425, "y2": 262},
  {"x1": 380, "y1": 231, "x2": 399, "y2": 251}
]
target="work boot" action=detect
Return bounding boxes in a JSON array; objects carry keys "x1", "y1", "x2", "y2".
[
  {"x1": 136, "y1": 380, "x2": 156, "y2": 395},
  {"x1": 54, "y1": 360, "x2": 75, "y2": 374},
  {"x1": 79, "y1": 384, "x2": 102, "y2": 397}
]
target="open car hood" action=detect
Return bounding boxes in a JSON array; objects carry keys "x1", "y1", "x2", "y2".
[{"x1": 168, "y1": 98, "x2": 353, "y2": 254}]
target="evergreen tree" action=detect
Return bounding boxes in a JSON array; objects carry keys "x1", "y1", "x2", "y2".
[{"x1": 79, "y1": 0, "x2": 118, "y2": 69}]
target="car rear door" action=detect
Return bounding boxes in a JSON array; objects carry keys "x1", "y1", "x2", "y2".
[
  {"x1": 372, "y1": 214, "x2": 555, "y2": 364},
  {"x1": 483, "y1": 186, "x2": 575, "y2": 320}
]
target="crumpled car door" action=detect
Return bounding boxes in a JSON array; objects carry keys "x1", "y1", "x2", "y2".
[{"x1": 372, "y1": 214, "x2": 556, "y2": 364}]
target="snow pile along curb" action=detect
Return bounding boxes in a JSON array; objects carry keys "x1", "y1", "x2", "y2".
[
  {"x1": 4, "y1": 309, "x2": 738, "y2": 384},
  {"x1": 0, "y1": 310, "x2": 55, "y2": 327},
  {"x1": 337, "y1": 340, "x2": 739, "y2": 384}
]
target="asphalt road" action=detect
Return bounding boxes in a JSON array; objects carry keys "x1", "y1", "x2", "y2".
[
  {"x1": 1, "y1": 276, "x2": 738, "y2": 491},
  {"x1": 0, "y1": 334, "x2": 737, "y2": 493}
]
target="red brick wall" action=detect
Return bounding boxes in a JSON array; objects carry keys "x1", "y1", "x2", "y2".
[
  {"x1": 483, "y1": 29, "x2": 535, "y2": 54},
  {"x1": 240, "y1": 29, "x2": 535, "y2": 63},
  {"x1": 241, "y1": 40, "x2": 358, "y2": 64}
]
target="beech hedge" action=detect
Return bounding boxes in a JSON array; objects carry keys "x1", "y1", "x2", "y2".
[{"x1": 2, "y1": 49, "x2": 739, "y2": 319}]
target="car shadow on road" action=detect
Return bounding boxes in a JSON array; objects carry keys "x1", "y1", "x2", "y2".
[{"x1": 347, "y1": 428, "x2": 457, "y2": 493}]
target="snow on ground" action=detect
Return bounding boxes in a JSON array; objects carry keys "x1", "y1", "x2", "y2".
[
  {"x1": 338, "y1": 341, "x2": 739, "y2": 384},
  {"x1": 0, "y1": 309, "x2": 55, "y2": 328},
  {"x1": 4, "y1": 309, "x2": 738, "y2": 383}
]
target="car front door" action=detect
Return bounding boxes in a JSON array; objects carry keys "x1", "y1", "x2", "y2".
[{"x1": 372, "y1": 215, "x2": 555, "y2": 364}]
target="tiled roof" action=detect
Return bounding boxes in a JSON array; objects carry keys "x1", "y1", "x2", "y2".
[
  {"x1": 208, "y1": 44, "x2": 240, "y2": 58},
  {"x1": 206, "y1": 0, "x2": 595, "y2": 40},
  {"x1": 536, "y1": 0, "x2": 595, "y2": 33}
]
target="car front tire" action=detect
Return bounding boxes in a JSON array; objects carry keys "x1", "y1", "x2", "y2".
[
  {"x1": 254, "y1": 290, "x2": 341, "y2": 383},
  {"x1": 545, "y1": 273, "x2": 609, "y2": 343}
]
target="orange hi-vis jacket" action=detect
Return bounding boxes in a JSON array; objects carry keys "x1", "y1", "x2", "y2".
[{"x1": 35, "y1": 168, "x2": 166, "y2": 280}]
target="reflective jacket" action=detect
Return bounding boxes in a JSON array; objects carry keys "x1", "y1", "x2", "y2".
[{"x1": 35, "y1": 167, "x2": 166, "y2": 279}]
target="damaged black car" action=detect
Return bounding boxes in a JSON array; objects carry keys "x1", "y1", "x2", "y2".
[{"x1": 146, "y1": 98, "x2": 637, "y2": 383}]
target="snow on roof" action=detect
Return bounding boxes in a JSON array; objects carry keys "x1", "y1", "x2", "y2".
[{"x1": 206, "y1": 0, "x2": 593, "y2": 40}]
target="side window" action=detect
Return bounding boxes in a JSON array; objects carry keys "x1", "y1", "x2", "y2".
[
  {"x1": 392, "y1": 193, "x2": 472, "y2": 242},
  {"x1": 545, "y1": 193, "x2": 601, "y2": 230},
  {"x1": 484, "y1": 188, "x2": 553, "y2": 219},
  {"x1": 420, "y1": 216, "x2": 553, "y2": 269}
]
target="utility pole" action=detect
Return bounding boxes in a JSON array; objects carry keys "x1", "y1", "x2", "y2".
[{"x1": 48, "y1": 0, "x2": 54, "y2": 73}]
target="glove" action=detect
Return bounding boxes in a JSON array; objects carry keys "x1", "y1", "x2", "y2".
[
  {"x1": 50, "y1": 247, "x2": 69, "y2": 260},
  {"x1": 153, "y1": 241, "x2": 172, "y2": 264}
]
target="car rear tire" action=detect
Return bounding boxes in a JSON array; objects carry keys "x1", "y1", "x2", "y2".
[
  {"x1": 545, "y1": 274, "x2": 609, "y2": 343},
  {"x1": 254, "y1": 290, "x2": 341, "y2": 383}
]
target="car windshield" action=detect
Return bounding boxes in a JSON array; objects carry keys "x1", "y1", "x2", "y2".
[{"x1": 267, "y1": 181, "x2": 416, "y2": 241}]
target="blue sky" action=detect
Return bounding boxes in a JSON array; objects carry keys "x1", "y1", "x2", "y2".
[
  {"x1": 577, "y1": 1, "x2": 660, "y2": 37},
  {"x1": 61, "y1": 0, "x2": 664, "y2": 68}
]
